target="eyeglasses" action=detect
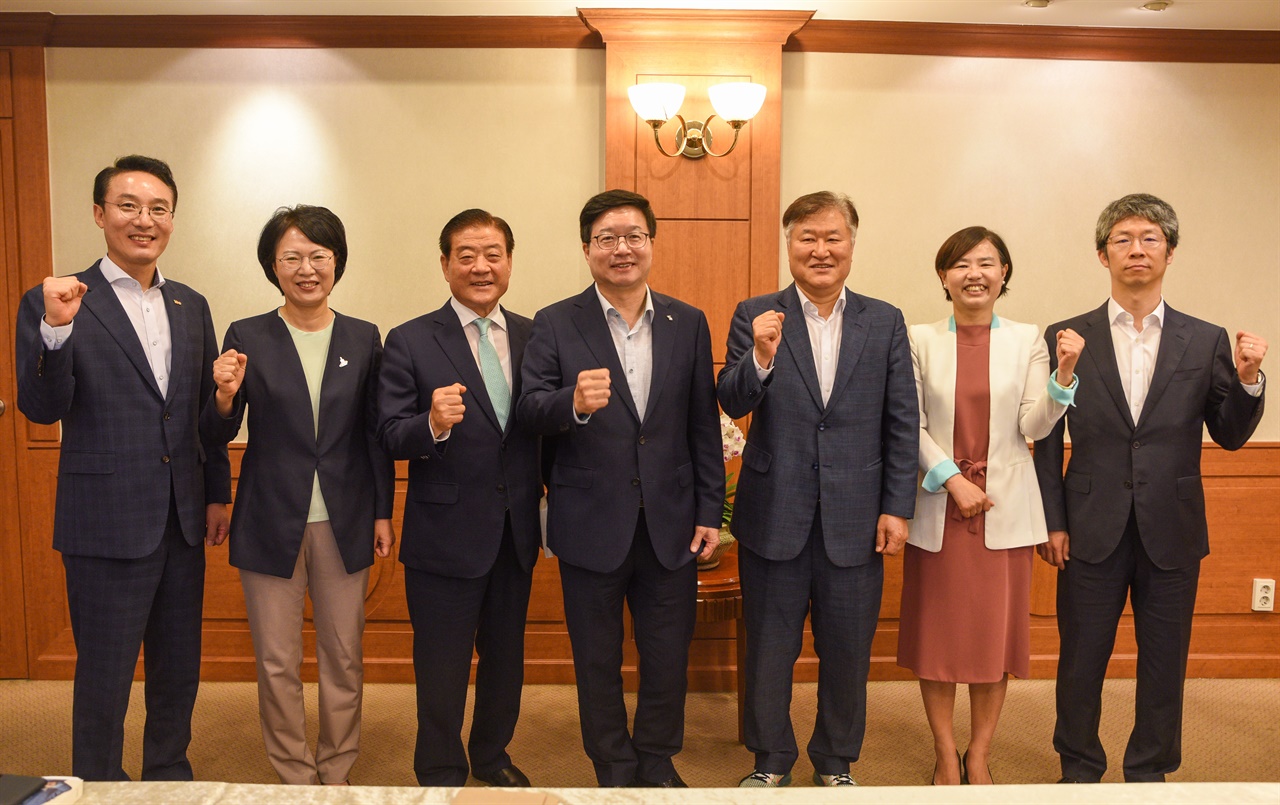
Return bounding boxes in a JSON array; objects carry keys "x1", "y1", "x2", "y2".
[
  {"x1": 104, "y1": 201, "x2": 173, "y2": 222},
  {"x1": 591, "y1": 231, "x2": 651, "y2": 251},
  {"x1": 1107, "y1": 236, "x2": 1165, "y2": 250},
  {"x1": 276, "y1": 252, "x2": 335, "y2": 271}
]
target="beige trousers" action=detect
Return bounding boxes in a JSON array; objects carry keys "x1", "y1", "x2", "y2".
[{"x1": 240, "y1": 521, "x2": 369, "y2": 785}]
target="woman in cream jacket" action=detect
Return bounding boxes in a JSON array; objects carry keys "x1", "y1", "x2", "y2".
[{"x1": 898, "y1": 226, "x2": 1082, "y2": 785}]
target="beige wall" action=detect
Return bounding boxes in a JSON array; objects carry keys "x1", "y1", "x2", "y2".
[
  {"x1": 783, "y1": 53, "x2": 1279, "y2": 438},
  {"x1": 45, "y1": 47, "x2": 605, "y2": 341},
  {"x1": 43, "y1": 47, "x2": 1278, "y2": 439}
]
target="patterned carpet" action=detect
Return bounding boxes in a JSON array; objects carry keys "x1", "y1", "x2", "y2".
[{"x1": 1, "y1": 678, "x2": 1277, "y2": 787}]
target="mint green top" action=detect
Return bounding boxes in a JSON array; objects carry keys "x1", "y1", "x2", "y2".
[{"x1": 281, "y1": 312, "x2": 334, "y2": 524}]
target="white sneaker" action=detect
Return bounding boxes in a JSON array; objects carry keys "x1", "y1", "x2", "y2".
[
  {"x1": 738, "y1": 770, "x2": 792, "y2": 787},
  {"x1": 813, "y1": 771, "x2": 858, "y2": 786}
]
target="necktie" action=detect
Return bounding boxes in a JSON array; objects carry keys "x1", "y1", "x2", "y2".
[{"x1": 475, "y1": 317, "x2": 510, "y2": 430}]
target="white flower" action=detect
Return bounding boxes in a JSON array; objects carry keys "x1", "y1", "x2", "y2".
[{"x1": 720, "y1": 412, "x2": 745, "y2": 463}]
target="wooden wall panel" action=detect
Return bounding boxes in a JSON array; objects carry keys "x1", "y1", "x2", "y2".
[
  {"x1": 633, "y1": 73, "x2": 753, "y2": 221},
  {"x1": 649, "y1": 219, "x2": 750, "y2": 359}
]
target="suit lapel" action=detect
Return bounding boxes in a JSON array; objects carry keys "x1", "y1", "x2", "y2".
[
  {"x1": 826, "y1": 288, "x2": 867, "y2": 412},
  {"x1": 159, "y1": 280, "x2": 188, "y2": 403},
  {"x1": 79, "y1": 262, "x2": 163, "y2": 401},
  {"x1": 505, "y1": 307, "x2": 530, "y2": 438},
  {"x1": 1137, "y1": 304, "x2": 1190, "y2": 429},
  {"x1": 643, "y1": 294, "x2": 676, "y2": 425},
  {"x1": 315, "y1": 312, "x2": 350, "y2": 446},
  {"x1": 778, "y1": 285, "x2": 824, "y2": 410},
  {"x1": 433, "y1": 303, "x2": 500, "y2": 432},
  {"x1": 1079, "y1": 302, "x2": 1135, "y2": 430},
  {"x1": 269, "y1": 312, "x2": 320, "y2": 444},
  {"x1": 570, "y1": 286, "x2": 639, "y2": 422}
]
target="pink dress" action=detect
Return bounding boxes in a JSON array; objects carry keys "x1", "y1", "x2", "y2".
[{"x1": 897, "y1": 323, "x2": 1033, "y2": 683}]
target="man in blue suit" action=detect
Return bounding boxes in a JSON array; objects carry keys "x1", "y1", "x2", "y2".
[
  {"x1": 1035, "y1": 193, "x2": 1266, "y2": 783},
  {"x1": 378, "y1": 209, "x2": 541, "y2": 788},
  {"x1": 15, "y1": 155, "x2": 231, "y2": 781},
  {"x1": 518, "y1": 189, "x2": 723, "y2": 788},
  {"x1": 718, "y1": 191, "x2": 918, "y2": 788}
]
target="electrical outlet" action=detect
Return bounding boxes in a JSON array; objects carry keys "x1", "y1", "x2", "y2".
[{"x1": 1253, "y1": 579, "x2": 1275, "y2": 612}]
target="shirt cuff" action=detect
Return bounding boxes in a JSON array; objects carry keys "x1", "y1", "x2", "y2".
[
  {"x1": 1048, "y1": 370, "x2": 1079, "y2": 406},
  {"x1": 40, "y1": 317, "x2": 73, "y2": 351},
  {"x1": 752, "y1": 351, "x2": 774, "y2": 383},
  {"x1": 1241, "y1": 370, "x2": 1264, "y2": 397},
  {"x1": 574, "y1": 410, "x2": 590, "y2": 425},
  {"x1": 922, "y1": 459, "x2": 961, "y2": 493}
]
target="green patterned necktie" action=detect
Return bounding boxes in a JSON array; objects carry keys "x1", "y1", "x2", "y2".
[{"x1": 475, "y1": 317, "x2": 510, "y2": 430}]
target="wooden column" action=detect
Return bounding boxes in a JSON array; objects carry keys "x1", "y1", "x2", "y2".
[{"x1": 579, "y1": 8, "x2": 810, "y2": 353}]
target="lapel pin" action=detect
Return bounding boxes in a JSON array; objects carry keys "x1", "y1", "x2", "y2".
[
  {"x1": 173, "y1": 299, "x2": 182, "y2": 306},
  {"x1": 338, "y1": 357, "x2": 349, "y2": 368},
  {"x1": 666, "y1": 314, "x2": 673, "y2": 321}
]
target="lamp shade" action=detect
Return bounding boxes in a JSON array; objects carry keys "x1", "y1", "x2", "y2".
[
  {"x1": 707, "y1": 82, "x2": 767, "y2": 123},
  {"x1": 628, "y1": 83, "x2": 686, "y2": 123}
]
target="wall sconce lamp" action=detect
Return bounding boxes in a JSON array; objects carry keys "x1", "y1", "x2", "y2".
[{"x1": 628, "y1": 82, "x2": 766, "y2": 159}]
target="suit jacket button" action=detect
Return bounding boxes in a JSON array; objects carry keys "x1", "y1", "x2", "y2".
[
  {"x1": 638, "y1": 436, "x2": 646, "y2": 445},
  {"x1": 163, "y1": 412, "x2": 171, "y2": 421},
  {"x1": 162, "y1": 455, "x2": 170, "y2": 464},
  {"x1": 1124, "y1": 480, "x2": 1133, "y2": 489},
  {"x1": 818, "y1": 422, "x2": 826, "y2": 431},
  {"x1": 812, "y1": 463, "x2": 819, "y2": 470},
  {"x1": 497, "y1": 484, "x2": 506, "y2": 493},
  {"x1": 632, "y1": 478, "x2": 640, "y2": 486},
  {"x1": 1132, "y1": 441, "x2": 1141, "y2": 449}
]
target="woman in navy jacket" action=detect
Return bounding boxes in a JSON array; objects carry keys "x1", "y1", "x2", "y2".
[{"x1": 202, "y1": 205, "x2": 394, "y2": 785}]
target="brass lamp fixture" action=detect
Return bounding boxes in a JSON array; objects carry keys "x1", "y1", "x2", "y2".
[{"x1": 628, "y1": 81, "x2": 767, "y2": 159}]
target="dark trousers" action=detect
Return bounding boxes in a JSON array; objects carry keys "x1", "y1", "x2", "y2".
[
  {"x1": 1054, "y1": 508, "x2": 1200, "y2": 783},
  {"x1": 61, "y1": 500, "x2": 205, "y2": 781},
  {"x1": 738, "y1": 514, "x2": 884, "y2": 776},
  {"x1": 558, "y1": 511, "x2": 697, "y2": 787},
  {"x1": 405, "y1": 518, "x2": 534, "y2": 787}
]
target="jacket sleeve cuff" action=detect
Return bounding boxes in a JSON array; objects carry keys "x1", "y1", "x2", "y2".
[
  {"x1": 1049, "y1": 370, "x2": 1078, "y2": 406},
  {"x1": 922, "y1": 459, "x2": 961, "y2": 493}
]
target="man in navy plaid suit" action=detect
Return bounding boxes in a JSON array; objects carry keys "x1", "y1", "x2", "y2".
[{"x1": 15, "y1": 155, "x2": 231, "y2": 781}]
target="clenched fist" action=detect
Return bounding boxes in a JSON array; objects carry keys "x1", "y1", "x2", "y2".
[
  {"x1": 573, "y1": 368, "x2": 611, "y2": 416},
  {"x1": 1235, "y1": 330, "x2": 1268, "y2": 385},
  {"x1": 1055, "y1": 328, "x2": 1085, "y2": 386},
  {"x1": 213, "y1": 350, "x2": 248, "y2": 416},
  {"x1": 753, "y1": 310, "x2": 785, "y2": 370},
  {"x1": 43, "y1": 275, "x2": 89, "y2": 328},
  {"x1": 430, "y1": 382, "x2": 467, "y2": 436}
]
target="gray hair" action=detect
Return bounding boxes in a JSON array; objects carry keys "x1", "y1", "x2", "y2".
[
  {"x1": 1095, "y1": 193, "x2": 1179, "y2": 251},
  {"x1": 783, "y1": 191, "x2": 859, "y2": 241}
]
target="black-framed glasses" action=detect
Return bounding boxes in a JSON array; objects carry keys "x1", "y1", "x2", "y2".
[
  {"x1": 104, "y1": 201, "x2": 173, "y2": 222},
  {"x1": 591, "y1": 232, "x2": 651, "y2": 251}
]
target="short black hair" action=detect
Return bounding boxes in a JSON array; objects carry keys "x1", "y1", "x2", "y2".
[
  {"x1": 439, "y1": 209, "x2": 515, "y2": 258},
  {"x1": 93, "y1": 155, "x2": 178, "y2": 210},
  {"x1": 257, "y1": 205, "x2": 348, "y2": 292},
  {"x1": 934, "y1": 226, "x2": 1013, "y2": 301},
  {"x1": 578, "y1": 189, "x2": 657, "y2": 245}
]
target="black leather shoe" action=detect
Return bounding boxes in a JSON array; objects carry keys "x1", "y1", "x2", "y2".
[
  {"x1": 1057, "y1": 776, "x2": 1083, "y2": 784},
  {"x1": 474, "y1": 765, "x2": 531, "y2": 787},
  {"x1": 629, "y1": 772, "x2": 688, "y2": 788}
]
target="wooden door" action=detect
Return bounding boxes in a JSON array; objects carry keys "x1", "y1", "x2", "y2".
[{"x1": 0, "y1": 110, "x2": 29, "y2": 678}]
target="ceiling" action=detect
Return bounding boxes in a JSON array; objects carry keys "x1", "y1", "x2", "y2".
[{"x1": 3, "y1": 0, "x2": 1279, "y2": 32}]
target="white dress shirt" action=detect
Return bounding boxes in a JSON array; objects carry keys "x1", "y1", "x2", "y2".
[
  {"x1": 434, "y1": 297, "x2": 513, "y2": 441},
  {"x1": 595, "y1": 284, "x2": 655, "y2": 423},
  {"x1": 756, "y1": 286, "x2": 847, "y2": 406},
  {"x1": 1108, "y1": 297, "x2": 1164, "y2": 423},
  {"x1": 41, "y1": 256, "x2": 173, "y2": 398}
]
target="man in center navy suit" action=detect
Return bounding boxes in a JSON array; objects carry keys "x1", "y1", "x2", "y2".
[
  {"x1": 518, "y1": 189, "x2": 723, "y2": 788},
  {"x1": 718, "y1": 191, "x2": 918, "y2": 788},
  {"x1": 377, "y1": 209, "x2": 541, "y2": 788}
]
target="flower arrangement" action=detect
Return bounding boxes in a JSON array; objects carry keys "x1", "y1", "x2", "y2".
[{"x1": 720, "y1": 413, "x2": 745, "y2": 529}]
